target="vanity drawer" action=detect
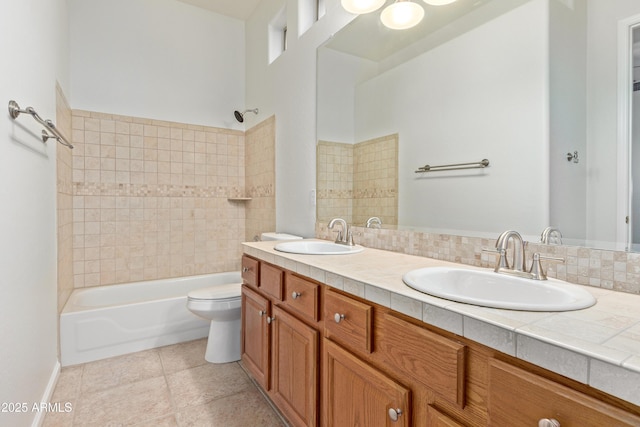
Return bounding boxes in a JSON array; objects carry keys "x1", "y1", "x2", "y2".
[
  {"x1": 379, "y1": 313, "x2": 466, "y2": 407},
  {"x1": 488, "y1": 359, "x2": 640, "y2": 426},
  {"x1": 324, "y1": 289, "x2": 373, "y2": 354},
  {"x1": 284, "y1": 272, "x2": 320, "y2": 322},
  {"x1": 259, "y1": 263, "x2": 284, "y2": 300},
  {"x1": 241, "y1": 255, "x2": 259, "y2": 288}
]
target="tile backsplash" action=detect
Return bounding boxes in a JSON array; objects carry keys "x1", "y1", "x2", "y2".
[{"x1": 316, "y1": 223, "x2": 640, "y2": 295}]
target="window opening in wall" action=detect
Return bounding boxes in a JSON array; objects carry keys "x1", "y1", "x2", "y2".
[
  {"x1": 269, "y1": 6, "x2": 287, "y2": 63},
  {"x1": 283, "y1": 26, "x2": 288, "y2": 51},
  {"x1": 299, "y1": 0, "x2": 326, "y2": 36}
]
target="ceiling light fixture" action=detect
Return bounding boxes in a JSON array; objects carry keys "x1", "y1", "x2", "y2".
[
  {"x1": 380, "y1": 0, "x2": 425, "y2": 30},
  {"x1": 423, "y1": 0, "x2": 457, "y2": 4},
  {"x1": 341, "y1": 0, "x2": 386, "y2": 14}
]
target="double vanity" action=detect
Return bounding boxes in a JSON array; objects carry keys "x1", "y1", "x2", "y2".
[{"x1": 241, "y1": 238, "x2": 640, "y2": 426}]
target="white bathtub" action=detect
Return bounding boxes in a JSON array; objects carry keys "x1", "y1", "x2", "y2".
[{"x1": 60, "y1": 272, "x2": 241, "y2": 366}]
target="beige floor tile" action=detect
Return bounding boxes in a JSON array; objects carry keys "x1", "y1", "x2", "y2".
[
  {"x1": 81, "y1": 349, "x2": 164, "y2": 394},
  {"x1": 44, "y1": 340, "x2": 285, "y2": 426},
  {"x1": 159, "y1": 338, "x2": 208, "y2": 374},
  {"x1": 130, "y1": 414, "x2": 179, "y2": 426},
  {"x1": 41, "y1": 401, "x2": 76, "y2": 427},
  {"x1": 51, "y1": 365, "x2": 84, "y2": 401},
  {"x1": 175, "y1": 389, "x2": 286, "y2": 427},
  {"x1": 73, "y1": 376, "x2": 172, "y2": 426},
  {"x1": 166, "y1": 363, "x2": 253, "y2": 409}
]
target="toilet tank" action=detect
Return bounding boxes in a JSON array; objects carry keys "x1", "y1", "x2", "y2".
[{"x1": 261, "y1": 232, "x2": 303, "y2": 241}]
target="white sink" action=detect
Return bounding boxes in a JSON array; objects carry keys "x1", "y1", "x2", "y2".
[
  {"x1": 274, "y1": 240, "x2": 364, "y2": 255},
  {"x1": 403, "y1": 267, "x2": 596, "y2": 311}
]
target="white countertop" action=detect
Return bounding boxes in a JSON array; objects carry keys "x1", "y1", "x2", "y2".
[{"x1": 243, "y1": 239, "x2": 640, "y2": 407}]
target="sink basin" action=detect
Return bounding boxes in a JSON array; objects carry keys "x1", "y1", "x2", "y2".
[
  {"x1": 403, "y1": 267, "x2": 596, "y2": 311},
  {"x1": 274, "y1": 240, "x2": 364, "y2": 255}
]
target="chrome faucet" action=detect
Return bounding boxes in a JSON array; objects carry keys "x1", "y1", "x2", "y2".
[
  {"x1": 494, "y1": 230, "x2": 529, "y2": 277},
  {"x1": 540, "y1": 226, "x2": 562, "y2": 245},
  {"x1": 489, "y1": 230, "x2": 565, "y2": 280},
  {"x1": 328, "y1": 218, "x2": 355, "y2": 246},
  {"x1": 366, "y1": 217, "x2": 382, "y2": 229}
]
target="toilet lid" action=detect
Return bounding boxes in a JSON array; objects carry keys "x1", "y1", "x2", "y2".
[{"x1": 188, "y1": 283, "x2": 242, "y2": 300}]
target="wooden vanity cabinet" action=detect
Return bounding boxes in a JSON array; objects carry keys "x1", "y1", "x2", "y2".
[
  {"x1": 488, "y1": 359, "x2": 640, "y2": 427},
  {"x1": 241, "y1": 256, "x2": 320, "y2": 427},
  {"x1": 241, "y1": 255, "x2": 640, "y2": 427}
]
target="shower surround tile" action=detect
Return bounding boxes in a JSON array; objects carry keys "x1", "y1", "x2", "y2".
[{"x1": 71, "y1": 110, "x2": 250, "y2": 288}]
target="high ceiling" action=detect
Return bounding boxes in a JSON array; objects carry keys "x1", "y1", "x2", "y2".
[{"x1": 174, "y1": 0, "x2": 261, "y2": 20}]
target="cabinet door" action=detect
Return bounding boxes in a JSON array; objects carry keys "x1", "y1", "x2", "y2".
[
  {"x1": 324, "y1": 339, "x2": 411, "y2": 427},
  {"x1": 241, "y1": 285, "x2": 270, "y2": 390},
  {"x1": 271, "y1": 306, "x2": 319, "y2": 427},
  {"x1": 488, "y1": 359, "x2": 640, "y2": 426}
]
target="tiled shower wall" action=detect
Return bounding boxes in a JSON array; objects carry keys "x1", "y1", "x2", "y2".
[
  {"x1": 244, "y1": 116, "x2": 276, "y2": 242},
  {"x1": 316, "y1": 134, "x2": 398, "y2": 226},
  {"x1": 316, "y1": 141, "x2": 354, "y2": 223},
  {"x1": 353, "y1": 134, "x2": 398, "y2": 226},
  {"x1": 70, "y1": 110, "x2": 247, "y2": 287}
]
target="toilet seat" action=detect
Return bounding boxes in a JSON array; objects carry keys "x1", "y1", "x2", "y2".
[{"x1": 187, "y1": 283, "x2": 241, "y2": 301}]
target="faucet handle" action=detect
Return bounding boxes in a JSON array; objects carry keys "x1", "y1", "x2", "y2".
[
  {"x1": 529, "y1": 253, "x2": 565, "y2": 280},
  {"x1": 482, "y1": 247, "x2": 509, "y2": 271}
]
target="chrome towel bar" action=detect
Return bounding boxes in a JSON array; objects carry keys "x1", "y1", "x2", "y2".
[
  {"x1": 8, "y1": 100, "x2": 74, "y2": 149},
  {"x1": 415, "y1": 158, "x2": 489, "y2": 173}
]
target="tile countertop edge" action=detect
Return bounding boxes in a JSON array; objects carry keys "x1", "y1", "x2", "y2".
[{"x1": 242, "y1": 240, "x2": 640, "y2": 407}]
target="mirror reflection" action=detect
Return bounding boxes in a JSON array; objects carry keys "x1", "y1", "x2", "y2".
[{"x1": 317, "y1": 0, "x2": 640, "y2": 251}]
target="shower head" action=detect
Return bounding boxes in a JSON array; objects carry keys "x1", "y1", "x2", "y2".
[{"x1": 233, "y1": 108, "x2": 259, "y2": 123}]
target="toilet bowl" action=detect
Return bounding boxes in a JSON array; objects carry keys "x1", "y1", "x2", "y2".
[{"x1": 187, "y1": 283, "x2": 242, "y2": 363}]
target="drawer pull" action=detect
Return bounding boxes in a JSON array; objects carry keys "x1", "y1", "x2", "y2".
[
  {"x1": 538, "y1": 419, "x2": 560, "y2": 427},
  {"x1": 388, "y1": 408, "x2": 403, "y2": 422},
  {"x1": 291, "y1": 291, "x2": 301, "y2": 299},
  {"x1": 242, "y1": 266, "x2": 252, "y2": 273},
  {"x1": 267, "y1": 316, "x2": 275, "y2": 324},
  {"x1": 334, "y1": 313, "x2": 345, "y2": 323},
  {"x1": 258, "y1": 310, "x2": 266, "y2": 317}
]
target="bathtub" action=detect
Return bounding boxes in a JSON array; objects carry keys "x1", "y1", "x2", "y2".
[{"x1": 60, "y1": 272, "x2": 241, "y2": 366}]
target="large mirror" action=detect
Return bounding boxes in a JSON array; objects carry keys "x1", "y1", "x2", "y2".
[{"x1": 317, "y1": 0, "x2": 640, "y2": 251}]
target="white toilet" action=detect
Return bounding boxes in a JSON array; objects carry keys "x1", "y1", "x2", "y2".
[
  {"x1": 187, "y1": 283, "x2": 242, "y2": 363},
  {"x1": 186, "y1": 232, "x2": 301, "y2": 363}
]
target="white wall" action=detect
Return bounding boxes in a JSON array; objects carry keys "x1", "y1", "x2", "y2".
[
  {"x1": 69, "y1": 0, "x2": 245, "y2": 130},
  {"x1": 549, "y1": 0, "x2": 587, "y2": 240},
  {"x1": 0, "y1": 0, "x2": 68, "y2": 425},
  {"x1": 245, "y1": 0, "x2": 354, "y2": 237},
  {"x1": 353, "y1": 0, "x2": 550, "y2": 235},
  {"x1": 586, "y1": 0, "x2": 640, "y2": 244}
]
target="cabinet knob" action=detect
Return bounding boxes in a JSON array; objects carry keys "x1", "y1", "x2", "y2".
[
  {"x1": 258, "y1": 310, "x2": 266, "y2": 317},
  {"x1": 538, "y1": 419, "x2": 560, "y2": 427},
  {"x1": 291, "y1": 291, "x2": 301, "y2": 299},
  {"x1": 242, "y1": 267, "x2": 251, "y2": 273},
  {"x1": 388, "y1": 408, "x2": 403, "y2": 422},
  {"x1": 267, "y1": 316, "x2": 275, "y2": 324},
  {"x1": 334, "y1": 313, "x2": 345, "y2": 323}
]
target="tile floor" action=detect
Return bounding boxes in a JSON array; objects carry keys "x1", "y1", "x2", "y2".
[{"x1": 43, "y1": 339, "x2": 287, "y2": 427}]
